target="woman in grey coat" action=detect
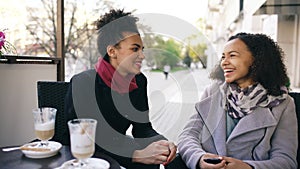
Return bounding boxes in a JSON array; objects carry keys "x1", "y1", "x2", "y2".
[{"x1": 178, "y1": 33, "x2": 297, "y2": 169}]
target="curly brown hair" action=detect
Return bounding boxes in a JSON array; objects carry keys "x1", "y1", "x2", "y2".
[
  {"x1": 210, "y1": 32, "x2": 289, "y2": 96},
  {"x1": 95, "y1": 9, "x2": 139, "y2": 62}
]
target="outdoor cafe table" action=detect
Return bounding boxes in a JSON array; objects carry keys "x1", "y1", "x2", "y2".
[{"x1": 0, "y1": 145, "x2": 121, "y2": 169}]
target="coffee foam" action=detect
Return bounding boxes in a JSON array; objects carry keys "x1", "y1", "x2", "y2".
[{"x1": 35, "y1": 121, "x2": 55, "y2": 131}]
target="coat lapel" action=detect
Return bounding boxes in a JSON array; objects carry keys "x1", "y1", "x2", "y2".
[
  {"x1": 197, "y1": 90, "x2": 278, "y2": 156},
  {"x1": 227, "y1": 107, "x2": 277, "y2": 142},
  {"x1": 196, "y1": 90, "x2": 227, "y2": 156}
]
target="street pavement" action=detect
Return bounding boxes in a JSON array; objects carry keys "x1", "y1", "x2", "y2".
[{"x1": 143, "y1": 68, "x2": 212, "y2": 144}]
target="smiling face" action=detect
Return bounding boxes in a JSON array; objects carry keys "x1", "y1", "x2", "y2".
[
  {"x1": 108, "y1": 32, "x2": 145, "y2": 77},
  {"x1": 221, "y1": 38, "x2": 255, "y2": 88}
]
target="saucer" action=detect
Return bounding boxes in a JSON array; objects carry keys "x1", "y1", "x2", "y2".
[
  {"x1": 58, "y1": 158, "x2": 110, "y2": 169},
  {"x1": 21, "y1": 141, "x2": 62, "y2": 159}
]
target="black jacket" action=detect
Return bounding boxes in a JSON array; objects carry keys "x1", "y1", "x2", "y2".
[{"x1": 63, "y1": 69, "x2": 165, "y2": 168}]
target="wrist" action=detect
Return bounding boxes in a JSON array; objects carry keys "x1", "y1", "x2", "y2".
[
  {"x1": 132, "y1": 150, "x2": 142, "y2": 163},
  {"x1": 196, "y1": 155, "x2": 203, "y2": 169}
]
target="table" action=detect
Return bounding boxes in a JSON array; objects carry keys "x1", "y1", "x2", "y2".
[{"x1": 0, "y1": 145, "x2": 121, "y2": 169}]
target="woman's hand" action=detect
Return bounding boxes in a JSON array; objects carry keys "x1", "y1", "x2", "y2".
[
  {"x1": 132, "y1": 140, "x2": 177, "y2": 165},
  {"x1": 222, "y1": 156, "x2": 253, "y2": 169},
  {"x1": 199, "y1": 153, "x2": 226, "y2": 169},
  {"x1": 199, "y1": 154, "x2": 253, "y2": 169},
  {"x1": 163, "y1": 141, "x2": 177, "y2": 165}
]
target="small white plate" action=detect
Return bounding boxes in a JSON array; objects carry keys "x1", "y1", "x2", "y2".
[
  {"x1": 58, "y1": 158, "x2": 110, "y2": 169},
  {"x1": 21, "y1": 141, "x2": 62, "y2": 159}
]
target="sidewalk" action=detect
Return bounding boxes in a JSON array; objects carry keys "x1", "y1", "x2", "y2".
[{"x1": 143, "y1": 69, "x2": 211, "y2": 143}]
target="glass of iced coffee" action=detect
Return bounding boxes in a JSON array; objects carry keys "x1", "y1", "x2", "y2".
[
  {"x1": 32, "y1": 107, "x2": 57, "y2": 147},
  {"x1": 67, "y1": 118, "x2": 97, "y2": 168}
]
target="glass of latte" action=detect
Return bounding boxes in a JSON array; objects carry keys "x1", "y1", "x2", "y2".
[
  {"x1": 32, "y1": 107, "x2": 57, "y2": 147},
  {"x1": 67, "y1": 118, "x2": 97, "y2": 168}
]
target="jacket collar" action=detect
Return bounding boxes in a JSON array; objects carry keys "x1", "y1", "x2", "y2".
[
  {"x1": 196, "y1": 89, "x2": 277, "y2": 155},
  {"x1": 227, "y1": 107, "x2": 277, "y2": 142}
]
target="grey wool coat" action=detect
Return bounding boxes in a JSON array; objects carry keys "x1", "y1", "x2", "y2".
[{"x1": 178, "y1": 82, "x2": 298, "y2": 169}]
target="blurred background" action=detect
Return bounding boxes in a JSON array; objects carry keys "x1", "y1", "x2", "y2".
[{"x1": 1, "y1": 0, "x2": 299, "y2": 88}]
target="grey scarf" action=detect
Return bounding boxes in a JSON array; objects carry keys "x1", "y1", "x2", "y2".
[{"x1": 220, "y1": 82, "x2": 288, "y2": 119}]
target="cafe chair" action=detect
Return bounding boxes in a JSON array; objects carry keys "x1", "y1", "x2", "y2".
[
  {"x1": 289, "y1": 92, "x2": 300, "y2": 168},
  {"x1": 37, "y1": 81, "x2": 70, "y2": 145}
]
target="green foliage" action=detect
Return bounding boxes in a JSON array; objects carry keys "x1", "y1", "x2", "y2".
[
  {"x1": 143, "y1": 35, "x2": 182, "y2": 70},
  {"x1": 188, "y1": 43, "x2": 207, "y2": 68},
  {"x1": 151, "y1": 66, "x2": 188, "y2": 72},
  {"x1": 183, "y1": 54, "x2": 192, "y2": 67},
  {"x1": 185, "y1": 33, "x2": 208, "y2": 68}
]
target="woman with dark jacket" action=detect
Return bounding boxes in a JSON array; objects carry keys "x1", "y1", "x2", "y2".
[
  {"x1": 178, "y1": 32, "x2": 297, "y2": 169},
  {"x1": 63, "y1": 9, "x2": 176, "y2": 169}
]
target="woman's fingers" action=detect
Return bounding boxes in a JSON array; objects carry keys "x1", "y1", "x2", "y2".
[{"x1": 150, "y1": 140, "x2": 178, "y2": 165}]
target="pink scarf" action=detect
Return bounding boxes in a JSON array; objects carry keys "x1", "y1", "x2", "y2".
[{"x1": 94, "y1": 58, "x2": 138, "y2": 94}]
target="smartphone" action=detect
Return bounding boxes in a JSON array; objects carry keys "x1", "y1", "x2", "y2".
[{"x1": 203, "y1": 158, "x2": 222, "y2": 164}]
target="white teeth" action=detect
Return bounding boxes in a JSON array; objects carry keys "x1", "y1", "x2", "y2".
[{"x1": 224, "y1": 69, "x2": 233, "y2": 72}]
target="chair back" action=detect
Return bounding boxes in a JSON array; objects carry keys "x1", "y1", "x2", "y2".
[
  {"x1": 37, "y1": 81, "x2": 70, "y2": 144},
  {"x1": 289, "y1": 92, "x2": 300, "y2": 168}
]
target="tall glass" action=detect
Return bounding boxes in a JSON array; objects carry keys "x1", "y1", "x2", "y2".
[
  {"x1": 32, "y1": 107, "x2": 57, "y2": 147},
  {"x1": 67, "y1": 118, "x2": 97, "y2": 168}
]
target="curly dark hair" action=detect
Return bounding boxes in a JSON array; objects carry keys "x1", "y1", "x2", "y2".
[
  {"x1": 95, "y1": 9, "x2": 139, "y2": 62},
  {"x1": 210, "y1": 32, "x2": 289, "y2": 96}
]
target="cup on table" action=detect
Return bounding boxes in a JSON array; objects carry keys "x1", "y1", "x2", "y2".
[
  {"x1": 32, "y1": 107, "x2": 57, "y2": 147},
  {"x1": 67, "y1": 118, "x2": 97, "y2": 168}
]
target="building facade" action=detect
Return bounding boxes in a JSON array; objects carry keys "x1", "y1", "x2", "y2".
[{"x1": 205, "y1": 0, "x2": 300, "y2": 89}]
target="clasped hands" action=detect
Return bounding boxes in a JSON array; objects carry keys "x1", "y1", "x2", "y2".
[
  {"x1": 132, "y1": 140, "x2": 177, "y2": 165},
  {"x1": 199, "y1": 153, "x2": 253, "y2": 169}
]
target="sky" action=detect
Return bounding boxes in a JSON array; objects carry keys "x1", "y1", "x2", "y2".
[
  {"x1": 0, "y1": 0, "x2": 209, "y2": 46},
  {"x1": 114, "y1": 0, "x2": 208, "y2": 26},
  {"x1": 20, "y1": 0, "x2": 208, "y2": 26}
]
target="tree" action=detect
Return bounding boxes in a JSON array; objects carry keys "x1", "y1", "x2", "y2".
[
  {"x1": 185, "y1": 33, "x2": 208, "y2": 68},
  {"x1": 188, "y1": 43, "x2": 207, "y2": 68},
  {"x1": 143, "y1": 35, "x2": 182, "y2": 69},
  {"x1": 25, "y1": 0, "x2": 114, "y2": 63},
  {"x1": 183, "y1": 50, "x2": 192, "y2": 68},
  {"x1": 161, "y1": 38, "x2": 181, "y2": 67}
]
